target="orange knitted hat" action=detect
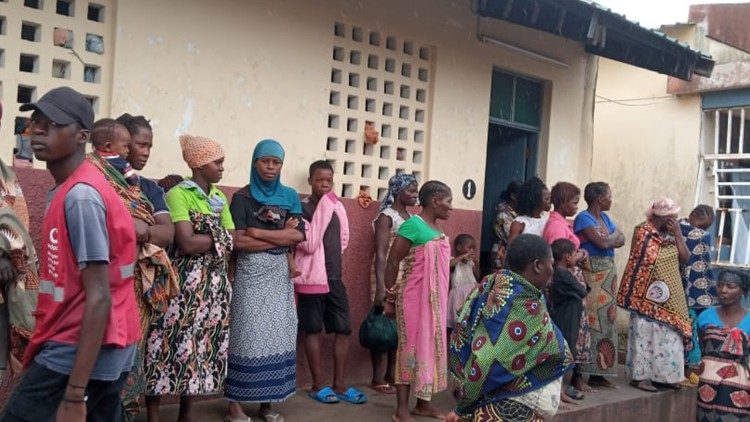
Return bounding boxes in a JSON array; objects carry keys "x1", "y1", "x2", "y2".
[{"x1": 179, "y1": 134, "x2": 224, "y2": 168}]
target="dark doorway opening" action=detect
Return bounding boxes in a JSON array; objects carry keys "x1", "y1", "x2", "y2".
[{"x1": 479, "y1": 123, "x2": 538, "y2": 274}]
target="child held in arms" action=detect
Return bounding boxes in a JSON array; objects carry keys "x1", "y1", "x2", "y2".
[{"x1": 90, "y1": 118, "x2": 138, "y2": 186}]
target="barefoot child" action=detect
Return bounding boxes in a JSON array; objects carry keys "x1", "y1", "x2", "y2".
[
  {"x1": 549, "y1": 238, "x2": 588, "y2": 404},
  {"x1": 384, "y1": 181, "x2": 453, "y2": 422},
  {"x1": 447, "y1": 234, "x2": 481, "y2": 331},
  {"x1": 294, "y1": 160, "x2": 366, "y2": 405}
]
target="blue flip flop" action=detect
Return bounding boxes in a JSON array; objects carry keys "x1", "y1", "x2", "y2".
[
  {"x1": 335, "y1": 387, "x2": 367, "y2": 404},
  {"x1": 308, "y1": 386, "x2": 339, "y2": 404}
]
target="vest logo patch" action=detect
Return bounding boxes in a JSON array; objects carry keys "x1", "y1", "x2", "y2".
[{"x1": 46, "y1": 227, "x2": 59, "y2": 279}]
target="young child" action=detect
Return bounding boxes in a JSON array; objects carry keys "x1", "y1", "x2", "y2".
[
  {"x1": 90, "y1": 118, "x2": 137, "y2": 186},
  {"x1": 549, "y1": 238, "x2": 588, "y2": 403},
  {"x1": 294, "y1": 160, "x2": 366, "y2": 405},
  {"x1": 447, "y1": 234, "x2": 481, "y2": 329}
]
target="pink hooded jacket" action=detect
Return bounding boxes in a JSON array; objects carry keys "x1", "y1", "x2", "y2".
[{"x1": 293, "y1": 192, "x2": 349, "y2": 294}]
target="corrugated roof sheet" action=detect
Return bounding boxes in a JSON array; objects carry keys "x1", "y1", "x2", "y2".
[{"x1": 477, "y1": 0, "x2": 714, "y2": 80}]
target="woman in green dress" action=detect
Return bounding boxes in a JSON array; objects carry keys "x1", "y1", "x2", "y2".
[{"x1": 145, "y1": 135, "x2": 234, "y2": 422}]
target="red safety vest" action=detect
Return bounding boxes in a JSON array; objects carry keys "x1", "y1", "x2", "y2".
[{"x1": 23, "y1": 161, "x2": 140, "y2": 367}]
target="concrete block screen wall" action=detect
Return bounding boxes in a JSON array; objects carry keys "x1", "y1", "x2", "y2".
[
  {"x1": 325, "y1": 21, "x2": 434, "y2": 200},
  {"x1": 0, "y1": 0, "x2": 114, "y2": 164}
]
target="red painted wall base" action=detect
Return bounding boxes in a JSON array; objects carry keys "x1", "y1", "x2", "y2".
[{"x1": 16, "y1": 167, "x2": 482, "y2": 386}]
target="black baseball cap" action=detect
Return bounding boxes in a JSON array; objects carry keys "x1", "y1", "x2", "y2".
[{"x1": 19, "y1": 87, "x2": 94, "y2": 130}]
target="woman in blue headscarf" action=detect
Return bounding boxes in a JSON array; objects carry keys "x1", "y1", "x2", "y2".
[{"x1": 224, "y1": 139, "x2": 304, "y2": 422}]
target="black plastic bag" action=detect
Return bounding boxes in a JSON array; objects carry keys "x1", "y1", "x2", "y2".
[{"x1": 358, "y1": 305, "x2": 398, "y2": 352}]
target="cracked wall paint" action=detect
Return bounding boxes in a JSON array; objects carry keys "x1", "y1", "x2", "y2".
[{"x1": 110, "y1": 0, "x2": 594, "y2": 210}]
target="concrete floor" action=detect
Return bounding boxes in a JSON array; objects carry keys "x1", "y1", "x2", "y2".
[
  {"x1": 134, "y1": 387, "x2": 455, "y2": 422},
  {"x1": 134, "y1": 376, "x2": 696, "y2": 421}
]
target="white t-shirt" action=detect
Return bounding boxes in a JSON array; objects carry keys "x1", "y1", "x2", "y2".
[{"x1": 514, "y1": 214, "x2": 549, "y2": 237}]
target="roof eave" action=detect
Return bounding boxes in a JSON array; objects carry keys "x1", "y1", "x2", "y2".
[{"x1": 476, "y1": 0, "x2": 714, "y2": 80}]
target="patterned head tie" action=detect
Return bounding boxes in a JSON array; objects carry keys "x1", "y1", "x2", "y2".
[
  {"x1": 646, "y1": 197, "x2": 681, "y2": 218},
  {"x1": 380, "y1": 173, "x2": 417, "y2": 211},
  {"x1": 718, "y1": 269, "x2": 750, "y2": 296},
  {"x1": 179, "y1": 134, "x2": 225, "y2": 169}
]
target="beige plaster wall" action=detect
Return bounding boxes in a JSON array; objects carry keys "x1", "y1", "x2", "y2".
[
  {"x1": 592, "y1": 58, "x2": 702, "y2": 273},
  {"x1": 108, "y1": 0, "x2": 596, "y2": 210},
  {"x1": 0, "y1": 0, "x2": 115, "y2": 163}
]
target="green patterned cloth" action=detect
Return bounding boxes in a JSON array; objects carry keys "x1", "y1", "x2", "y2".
[{"x1": 449, "y1": 269, "x2": 573, "y2": 416}]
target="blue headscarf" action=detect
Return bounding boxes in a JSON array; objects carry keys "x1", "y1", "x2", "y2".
[
  {"x1": 379, "y1": 173, "x2": 418, "y2": 211},
  {"x1": 249, "y1": 139, "x2": 302, "y2": 214}
]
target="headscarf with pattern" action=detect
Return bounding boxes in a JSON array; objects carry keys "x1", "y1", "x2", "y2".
[
  {"x1": 646, "y1": 197, "x2": 681, "y2": 218},
  {"x1": 179, "y1": 134, "x2": 225, "y2": 169},
  {"x1": 449, "y1": 269, "x2": 573, "y2": 416},
  {"x1": 719, "y1": 269, "x2": 750, "y2": 296},
  {"x1": 380, "y1": 173, "x2": 417, "y2": 212}
]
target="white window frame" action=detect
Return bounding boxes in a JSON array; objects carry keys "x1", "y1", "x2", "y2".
[{"x1": 697, "y1": 107, "x2": 750, "y2": 268}]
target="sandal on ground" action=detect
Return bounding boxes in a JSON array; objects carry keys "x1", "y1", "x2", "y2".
[
  {"x1": 224, "y1": 417, "x2": 252, "y2": 422},
  {"x1": 308, "y1": 386, "x2": 340, "y2": 404},
  {"x1": 683, "y1": 373, "x2": 699, "y2": 387},
  {"x1": 630, "y1": 380, "x2": 658, "y2": 392},
  {"x1": 259, "y1": 410, "x2": 284, "y2": 422},
  {"x1": 370, "y1": 382, "x2": 396, "y2": 394},
  {"x1": 335, "y1": 387, "x2": 367, "y2": 404},
  {"x1": 565, "y1": 385, "x2": 585, "y2": 400},
  {"x1": 653, "y1": 381, "x2": 682, "y2": 390}
]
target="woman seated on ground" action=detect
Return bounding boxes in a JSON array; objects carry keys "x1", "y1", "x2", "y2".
[
  {"x1": 696, "y1": 269, "x2": 750, "y2": 422},
  {"x1": 447, "y1": 234, "x2": 573, "y2": 422}
]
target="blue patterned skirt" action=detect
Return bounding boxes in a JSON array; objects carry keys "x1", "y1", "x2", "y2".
[{"x1": 224, "y1": 251, "x2": 297, "y2": 403}]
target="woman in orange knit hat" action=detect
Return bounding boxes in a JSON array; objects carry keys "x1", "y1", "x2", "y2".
[{"x1": 144, "y1": 134, "x2": 234, "y2": 422}]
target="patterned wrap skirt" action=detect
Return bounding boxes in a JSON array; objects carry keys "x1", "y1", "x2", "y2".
[{"x1": 224, "y1": 250, "x2": 297, "y2": 403}]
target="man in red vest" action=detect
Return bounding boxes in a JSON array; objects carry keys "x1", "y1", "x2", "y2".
[{"x1": 1, "y1": 87, "x2": 140, "y2": 422}]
